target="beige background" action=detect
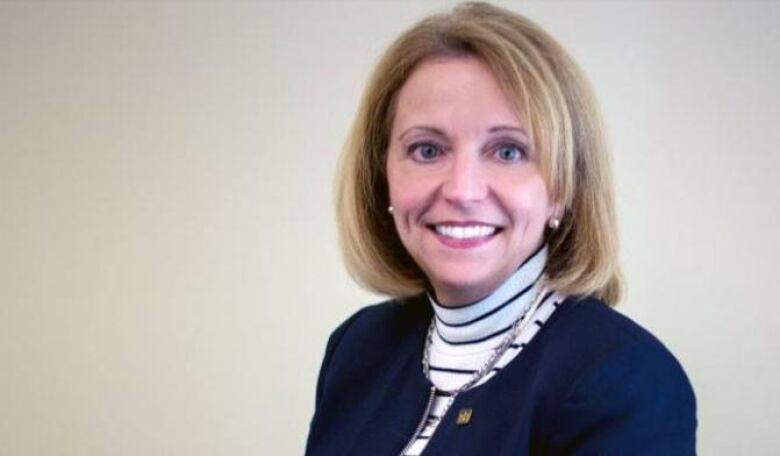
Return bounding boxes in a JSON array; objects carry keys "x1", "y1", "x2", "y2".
[{"x1": 1, "y1": 1, "x2": 778, "y2": 454}]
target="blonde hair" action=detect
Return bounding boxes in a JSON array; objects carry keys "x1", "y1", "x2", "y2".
[{"x1": 335, "y1": 2, "x2": 623, "y2": 305}]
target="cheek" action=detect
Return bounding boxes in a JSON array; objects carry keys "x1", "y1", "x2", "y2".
[
  {"x1": 504, "y1": 179, "x2": 552, "y2": 224},
  {"x1": 387, "y1": 167, "x2": 411, "y2": 211},
  {"x1": 390, "y1": 186, "x2": 429, "y2": 233},
  {"x1": 387, "y1": 164, "x2": 435, "y2": 213}
]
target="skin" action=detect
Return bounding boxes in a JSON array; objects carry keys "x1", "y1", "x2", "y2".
[{"x1": 386, "y1": 56, "x2": 560, "y2": 307}]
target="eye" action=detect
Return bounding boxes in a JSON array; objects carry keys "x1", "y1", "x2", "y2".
[
  {"x1": 408, "y1": 142, "x2": 442, "y2": 161},
  {"x1": 494, "y1": 144, "x2": 526, "y2": 162}
]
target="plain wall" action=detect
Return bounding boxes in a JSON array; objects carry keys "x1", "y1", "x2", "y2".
[{"x1": 1, "y1": 1, "x2": 778, "y2": 454}]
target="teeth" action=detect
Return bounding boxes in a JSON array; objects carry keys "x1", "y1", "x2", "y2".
[{"x1": 435, "y1": 224, "x2": 497, "y2": 239}]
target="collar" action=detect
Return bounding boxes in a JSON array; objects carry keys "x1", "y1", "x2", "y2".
[{"x1": 428, "y1": 244, "x2": 547, "y2": 345}]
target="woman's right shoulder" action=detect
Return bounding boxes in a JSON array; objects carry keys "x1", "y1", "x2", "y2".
[
  {"x1": 326, "y1": 295, "x2": 431, "y2": 349},
  {"x1": 312, "y1": 296, "x2": 431, "y2": 407}
]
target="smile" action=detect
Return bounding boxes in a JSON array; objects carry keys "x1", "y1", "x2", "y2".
[{"x1": 431, "y1": 224, "x2": 500, "y2": 239}]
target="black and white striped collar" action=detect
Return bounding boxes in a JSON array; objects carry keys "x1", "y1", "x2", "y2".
[{"x1": 428, "y1": 244, "x2": 548, "y2": 345}]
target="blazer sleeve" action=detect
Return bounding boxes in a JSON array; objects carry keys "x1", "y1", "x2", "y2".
[
  {"x1": 306, "y1": 307, "x2": 374, "y2": 456},
  {"x1": 549, "y1": 341, "x2": 698, "y2": 455},
  {"x1": 313, "y1": 307, "x2": 368, "y2": 409}
]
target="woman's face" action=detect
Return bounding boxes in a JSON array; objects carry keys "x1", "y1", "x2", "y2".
[{"x1": 386, "y1": 56, "x2": 558, "y2": 306}]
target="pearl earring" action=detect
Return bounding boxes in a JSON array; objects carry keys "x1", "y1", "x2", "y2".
[
  {"x1": 388, "y1": 206, "x2": 394, "y2": 214},
  {"x1": 548, "y1": 217, "x2": 560, "y2": 230}
]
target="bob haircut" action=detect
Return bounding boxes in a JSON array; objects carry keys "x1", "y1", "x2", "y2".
[{"x1": 336, "y1": 1, "x2": 623, "y2": 305}]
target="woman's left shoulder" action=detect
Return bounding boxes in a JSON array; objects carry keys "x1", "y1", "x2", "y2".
[
  {"x1": 539, "y1": 295, "x2": 688, "y2": 369},
  {"x1": 533, "y1": 296, "x2": 698, "y2": 453}
]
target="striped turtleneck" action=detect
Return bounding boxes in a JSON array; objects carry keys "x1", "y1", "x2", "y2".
[{"x1": 402, "y1": 244, "x2": 564, "y2": 456}]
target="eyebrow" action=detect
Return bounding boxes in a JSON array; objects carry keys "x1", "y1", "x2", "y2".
[
  {"x1": 488, "y1": 125, "x2": 529, "y2": 137},
  {"x1": 397, "y1": 125, "x2": 529, "y2": 142},
  {"x1": 398, "y1": 126, "x2": 447, "y2": 142}
]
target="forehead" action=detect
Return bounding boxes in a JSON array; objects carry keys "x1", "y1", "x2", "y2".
[{"x1": 391, "y1": 56, "x2": 525, "y2": 135}]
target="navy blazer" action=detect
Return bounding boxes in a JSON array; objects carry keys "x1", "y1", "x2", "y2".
[{"x1": 306, "y1": 295, "x2": 697, "y2": 455}]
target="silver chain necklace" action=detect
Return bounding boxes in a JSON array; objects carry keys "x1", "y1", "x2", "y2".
[
  {"x1": 399, "y1": 286, "x2": 550, "y2": 455},
  {"x1": 422, "y1": 286, "x2": 548, "y2": 413}
]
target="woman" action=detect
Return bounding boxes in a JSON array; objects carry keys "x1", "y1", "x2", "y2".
[{"x1": 306, "y1": 2, "x2": 697, "y2": 455}]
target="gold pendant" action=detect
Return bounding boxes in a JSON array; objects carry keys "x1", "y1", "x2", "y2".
[{"x1": 456, "y1": 408, "x2": 473, "y2": 425}]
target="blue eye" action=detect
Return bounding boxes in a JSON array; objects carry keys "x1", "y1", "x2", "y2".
[
  {"x1": 410, "y1": 143, "x2": 441, "y2": 161},
  {"x1": 496, "y1": 144, "x2": 525, "y2": 161}
]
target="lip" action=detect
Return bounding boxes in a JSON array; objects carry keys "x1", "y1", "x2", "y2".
[
  {"x1": 426, "y1": 221, "x2": 502, "y2": 249},
  {"x1": 429, "y1": 220, "x2": 499, "y2": 227}
]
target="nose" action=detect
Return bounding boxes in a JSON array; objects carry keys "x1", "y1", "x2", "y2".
[{"x1": 441, "y1": 152, "x2": 488, "y2": 207}]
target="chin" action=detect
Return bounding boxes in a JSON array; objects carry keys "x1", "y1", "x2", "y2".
[{"x1": 429, "y1": 269, "x2": 500, "y2": 302}]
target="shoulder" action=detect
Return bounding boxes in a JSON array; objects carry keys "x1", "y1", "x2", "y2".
[
  {"x1": 312, "y1": 296, "x2": 429, "y2": 407},
  {"x1": 537, "y1": 295, "x2": 696, "y2": 400},
  {"x1": 533, "y1": 296, "x2": 698, "y2": 453},
  {"x1": 317, "y1": 295, "x2": 430, "y2": 378},
  {"x1": 535, "y1": 296, "x2": 686, "y2": 380},
  {"x1": 326, "y1": 295, "x2": 431, "y2": 350},
  {"x1": 551, "y1": 295, "x2": 662, "y2": 345}
]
